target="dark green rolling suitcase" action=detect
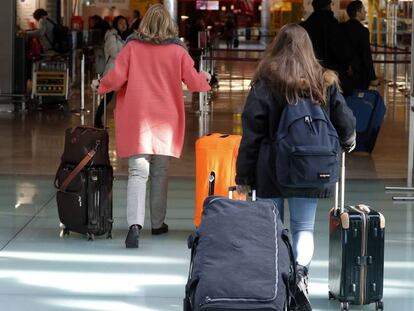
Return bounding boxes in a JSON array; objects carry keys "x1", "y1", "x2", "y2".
[{"x1": 328, "y1": 153, "x2": 385, "y2": 311}]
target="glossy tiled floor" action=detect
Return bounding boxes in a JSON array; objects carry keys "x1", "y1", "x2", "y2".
[
  {"x1": 0, "y1": 41, "x2": 414, "y2": 310},
  {"x1": 0, "y1": 176, "x2": 414, "y2": 310}
]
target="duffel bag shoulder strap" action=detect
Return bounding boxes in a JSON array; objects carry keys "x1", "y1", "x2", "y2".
[
  {"x1": 281, "y1": 229, "x2": 297, "y2": 302},
  {"x1": 58, "y1": 141, "x2": 101, "y2": 191},
  {"x1": 184, "y1": 233, "x2": 200, "y2": 311}
]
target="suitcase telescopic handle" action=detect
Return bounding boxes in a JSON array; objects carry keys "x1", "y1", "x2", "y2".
[
  {"x1": 93, "y1": 74, "x2": 108, "y2": 128},
  {"x1": 334, "y1": 151, "x2": 346, "y2": 216},
  {"x1": 228, "y1": 186, "x2": 256, "y2": 201},
  {"x1": 92, "y1": 74, "x2": 100, "y2": 126}
]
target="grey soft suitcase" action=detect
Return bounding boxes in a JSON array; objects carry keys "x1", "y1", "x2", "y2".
[
  {"x1": 328, "y1": 152, "x2": 385, "y2": 311},
  {"x1": 184, "y1": 188, "x2": 296, "y2": 311}
]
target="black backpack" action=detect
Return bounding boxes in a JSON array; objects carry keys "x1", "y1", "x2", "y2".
[
  {"x1": 275, "y1": 98, "x2": 341, "y2": 189},
  {"x1": 47, "y1": 18, "x2": 71, "y2": 53}
]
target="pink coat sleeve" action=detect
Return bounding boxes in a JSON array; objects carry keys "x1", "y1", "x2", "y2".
[
  {"x1": 98, "y1": 44, "x2": 130, "y2": 94},
  {"x1": 181, "y1": 52, "x2": 211, "y2": 92}
]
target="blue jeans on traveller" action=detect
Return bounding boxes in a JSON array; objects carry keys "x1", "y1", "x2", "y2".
[{"x1": 271, "y1": 198, "x2": 318, "y2": 268}]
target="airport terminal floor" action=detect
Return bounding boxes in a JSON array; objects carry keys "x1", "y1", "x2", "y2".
[{"x1": 1, "y1": 42, "x2": 414, "y2": 310}]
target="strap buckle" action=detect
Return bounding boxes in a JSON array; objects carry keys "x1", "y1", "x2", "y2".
[{"x1": 88, "y1": 140, "x2": 101, "y2": 157}]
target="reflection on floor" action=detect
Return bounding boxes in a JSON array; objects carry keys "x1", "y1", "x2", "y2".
[{"x1": 0, "y1": 42, "x2": 413, "y2": 310}]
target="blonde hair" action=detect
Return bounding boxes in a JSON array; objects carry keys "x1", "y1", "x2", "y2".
[
  {"x1": 253, "y1": 23, "x2": 339, "y2": 105},
  {"x1": 137, "y1": 4, "x2": 178, "y2": 43}
]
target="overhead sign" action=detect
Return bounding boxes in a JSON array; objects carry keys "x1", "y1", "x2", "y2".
[
  {"x1": 95, "y1": 0, "x2": 129, "y2": 9},
  {"x1": 196, "y1": 1, "x2": 219, "y2": 10},
  {"x1": 130, "y1": 0, "x2": 159, "y2": 13}
]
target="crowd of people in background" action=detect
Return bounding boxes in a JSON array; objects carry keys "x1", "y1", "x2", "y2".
[
  {"x1": 22, "y1": 1, "x2": 378, "y2": 97},
  {"x1": 301, "y1": 0, "x2": 379, "y2": 94}
]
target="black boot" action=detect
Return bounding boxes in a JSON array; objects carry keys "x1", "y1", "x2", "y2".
[
  {"x1": 291, "y1": 264, "x2": 312, "y2": 311},
  {"x1": 151, "y1": 223, "x2": 168, "y2": 235},
  {"x1": 125, "y1": 224, "x2": 141, "y2": 248}
]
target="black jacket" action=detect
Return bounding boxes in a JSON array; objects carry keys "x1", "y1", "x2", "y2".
[
  {"x1": 340, "y1": 19, "x2": 377, "y2": 95},
  {"x1": 301, "y1": 11, "x2": 347, "y2": 72},
  {"x1": 235, "y1": 80, "x2": 356, "y2": 198}
]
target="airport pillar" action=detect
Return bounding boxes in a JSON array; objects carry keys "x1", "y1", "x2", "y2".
[
  {"x1": 0, "y1": 0, "x2": 14, "y2": 94},
  {"x1": 260, "y1": 0, "x2": 271, "y2": 45},
  {"x1": 164, "y1": 0, "x2": 177, "y2": 23}
]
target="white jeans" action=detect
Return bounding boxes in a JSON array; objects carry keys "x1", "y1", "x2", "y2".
[{"x1": 126, "y1": 154, "x2": 170, "y2": 228}]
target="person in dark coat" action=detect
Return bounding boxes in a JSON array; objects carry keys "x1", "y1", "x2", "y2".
[
  {"x1": 130, "y1": 10, "x2": 141, "y2": 33},
  {"x1": 300, "y1": 0, "x2": 347, "y2": 72},
  {"x1": 187, "y1": 16, "x2": 206, "y2": 69},
  {"x1": 235, "y1": 24, "x2": 356, "y2": 311},
  {"x1": 340, "y1": 0, "x2": 379, "y2": 95}
]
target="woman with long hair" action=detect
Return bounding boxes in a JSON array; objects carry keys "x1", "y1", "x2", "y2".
[
  {"x1": 235, "y1": 24, "x2": 356, "y2": 311},
  {"x1": 94, "y1": 4, "x2": 211, "y2": 248}
]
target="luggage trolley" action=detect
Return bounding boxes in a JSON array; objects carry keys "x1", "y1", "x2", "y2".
[{"x1": 31, "y1": 55, "x2": 70, "y2": 110}]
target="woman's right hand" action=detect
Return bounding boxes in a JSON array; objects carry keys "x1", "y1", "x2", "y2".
[
  {"x1": 201, "y1": 70, "x2": 211, "y2": 83},
  {"x1": 236, "y1": 185, "x2": 251, "y2": 195},
  {"x1": 91, "y1": 79, "x2": 100, "y2": 92}
]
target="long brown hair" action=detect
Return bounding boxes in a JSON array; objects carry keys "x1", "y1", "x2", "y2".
[
  {"x1": 138, "y1": 4, "x2": 178, "y2": 43},
  {"x1": 253, "y1": 23, "x2": 338, "y2": 105}
]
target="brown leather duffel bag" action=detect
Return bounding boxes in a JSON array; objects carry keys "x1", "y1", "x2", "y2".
[{"x1": 60, "y1": 126, "x2": 110, "y2": 166}]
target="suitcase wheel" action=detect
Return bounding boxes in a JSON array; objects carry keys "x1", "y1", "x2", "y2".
[
  {"x1": 375, "y1": 300, "x2": 384, "y2": 311},
  {"x1": 340, "y1": 301, "x2": 349, "y2": 311},
  {"x1": 106, "y1": 232, "x2": 112, "y2": 239},
  {"x1": 328, "y1": 291, "x2": 335, "y2": 300},
  {"x1": 86, "y1": 232, "x2": 95, "y2": 241},
  {"x1": 63, "y1": 228, "x2": 70, "y2": 236}
]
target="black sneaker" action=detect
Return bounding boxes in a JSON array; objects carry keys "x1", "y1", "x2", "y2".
[
  {"x1": 125, "y1": 225, "x2": 140, "y2": 248},
  {"x1": 291, "y1": 264, "x2": 312, "y2": 311},
  {"x1": 151, "y1": 223, "x2": 168, "y2": 235}
]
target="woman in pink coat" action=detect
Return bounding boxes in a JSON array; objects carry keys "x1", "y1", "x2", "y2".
[{"x1": 95, "y1": 4, "x2": 211, "y2": 248}]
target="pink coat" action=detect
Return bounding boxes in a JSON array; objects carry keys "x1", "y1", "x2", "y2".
[{"x1": 98, "y1": 41, "x2": 211, "y2": 158}]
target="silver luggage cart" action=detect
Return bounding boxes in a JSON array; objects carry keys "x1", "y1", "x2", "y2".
[{"x1": 31, "y1": 55, "x2": 70, "y2": 110}]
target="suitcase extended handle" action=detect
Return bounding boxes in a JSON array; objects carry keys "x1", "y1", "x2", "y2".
[
  {"x1": 228, "y1": 186, "x2": 256, "y2": 201},
  {"x1": 93, "y1": 74, "x2": 108, "y2": 128},
  {"x1": 334, "y1": 151, "x2": 346, "y2": 216}
]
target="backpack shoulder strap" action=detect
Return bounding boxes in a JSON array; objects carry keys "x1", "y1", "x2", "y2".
[
  {"x1": 44, "y1": 18, "x2": 56, "y2": 46},
  {"x1": 46, "y1": 17, "x2": 57, "y2": 26}
]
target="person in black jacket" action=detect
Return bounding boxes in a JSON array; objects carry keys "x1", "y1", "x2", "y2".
[
  {"x1": 340, "y1": 0, "x2": 379, "y2": 95},
  {"x1": 301, "y1": 0, "x2": 347, "y2": 72},
  {"x1": 235, "y1": 24, "x2": 356, "y2": 311},
  {"x1": 130, "y1": 10, "x2": 141, "y2": 33}
]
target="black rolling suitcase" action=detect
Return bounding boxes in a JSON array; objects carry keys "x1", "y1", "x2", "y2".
[
  {"x1": 55, "y1": 163, "x2": 113, "y2": 240},
  {"x1": 54, "y1": 93, "x2": 113, "y2": 240},
  {"x1": 328, "y1": 152, "x2": 385, "y2": 311}
]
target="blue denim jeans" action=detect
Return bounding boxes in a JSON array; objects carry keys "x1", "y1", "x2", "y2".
[{"x1": 271, "y1": 198, "x2": 318, "y2": 267}]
